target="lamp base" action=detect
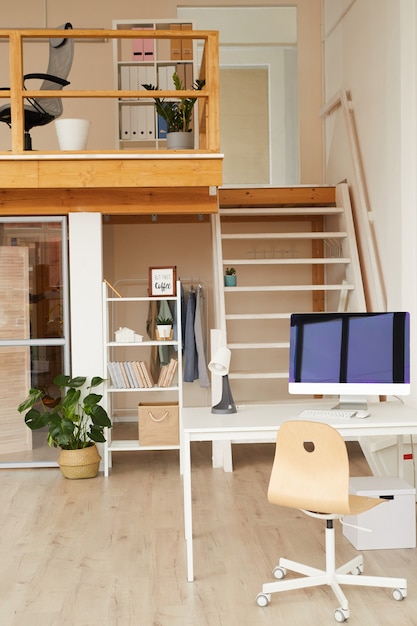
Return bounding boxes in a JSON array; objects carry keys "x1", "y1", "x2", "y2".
[{"x1": 211, "y1": 374, "x2": 237, "y2": 414}]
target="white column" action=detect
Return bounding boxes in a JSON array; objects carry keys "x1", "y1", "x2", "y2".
[{"x1": 68, "y1": 213, "x2": 103, "y2": 378}]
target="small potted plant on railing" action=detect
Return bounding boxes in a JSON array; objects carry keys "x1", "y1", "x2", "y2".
[
  {"x1": 224, "y1": 267, "x2": 237, "y2": 287},
  {"x1": 18, "y1": 374, "x2": 112, "y2": 479},
  {"x1": 156, "y1": 315, "x2": 174, "y2": 340},
  {"x1": 142, "y1": 71, "x2": 205, "y2": 149}
]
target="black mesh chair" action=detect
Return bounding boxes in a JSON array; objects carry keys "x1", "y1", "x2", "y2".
[{"x1": 0, "y1": 23, "x2": 74, "y2": 150}]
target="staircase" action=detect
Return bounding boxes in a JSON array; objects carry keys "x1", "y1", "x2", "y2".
[{"x1": 211, "y1": 183, "x2": 366, "y2": 404}]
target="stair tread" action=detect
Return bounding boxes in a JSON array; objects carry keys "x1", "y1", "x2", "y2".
[
  {"x1": 219, "y1": 207, "x2": 342, "y2": 216},
  {"x1": 222, "y1": 258, "x2": 351, "y2": 265},
  {"x1": 224, "y1": 284, "x2": 354, "y2": 292},
  {"x1": 226, "y1": 313, "x2": 291, "y2": 320},
  {"x1": 229, "y1": 371, "x2": 289, "y2": 379},
  {"x1": 228, "y1": 342, "x2": 289, "y2": 349},
  {"x1": 221, "y1": 231, "x2": 347, "y2": 239}
]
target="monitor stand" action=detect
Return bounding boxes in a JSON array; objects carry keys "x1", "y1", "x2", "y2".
[{"x1": 333, "y1": 395, "x2": 368, "y2": 411}]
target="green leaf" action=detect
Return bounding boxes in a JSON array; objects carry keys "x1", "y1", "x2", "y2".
[
  {"x1": 24, "y1": 408, "x2": 48, "y2": 430},
  {"x1": 88, "y1": 424, "x2": 106, "y2": 443},
  {"x1": 90, "y1": 376, "x2": 105, "y2": 388},
  {"x1": 90, "y1": 404, "x2": 112, "y2": 427},
  {"x1": 68, "y1": 376, "x2": 87, "y2": 388},
  {"x1": 18, "y1": 388, "x2": 43, "y2": 412},
  {"x1": 53, "y1": 374, "x2": 71, "y2": 388}
]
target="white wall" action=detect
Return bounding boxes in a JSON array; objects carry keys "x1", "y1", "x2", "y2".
[{"x1": 323, "y1": 0, "x2": 417, "y2": 405}]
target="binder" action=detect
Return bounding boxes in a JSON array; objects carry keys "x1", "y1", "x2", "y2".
[
  {"x1": 132, "y1": 26, "x2": 154, "y2": 61},
  {"x1": 145, "y1": 105, "x2": 155, "y2": 140},
  {"x1": 181, "y1": 23, "x2": 193, "y2": 60},
  {"x1": 120, "y1": 105, "x2": 131, "y2": 140},
  {"x1": 175, "y1": 63, "x2": 186, "y2": 88},
  {"x1": 120, "y1": 65, "x2": 130, "y2": 100},
  {"x1": 170, "y1": 23, "x2": 182, "y2": 60}
]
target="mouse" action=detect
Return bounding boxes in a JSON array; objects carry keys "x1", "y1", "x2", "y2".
[{"x1": 354, "y1": 410, "x2": 370, "y2": 418}]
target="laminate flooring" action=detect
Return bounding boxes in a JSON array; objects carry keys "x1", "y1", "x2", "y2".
[{"x1": 1, "y1": 439, "x2": 416, "y2": 625}]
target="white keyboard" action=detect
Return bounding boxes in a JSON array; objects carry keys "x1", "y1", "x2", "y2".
[{"x1": 298, "y1": 408, "x2": 358, "y2": 419}]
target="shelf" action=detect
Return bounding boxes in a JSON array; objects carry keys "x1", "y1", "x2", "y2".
[
  {"x1": 107, "y1": 439, "x2": 180, "y2": 451},
  {"x1": 103, "y1": 278, "x2": 183, "y2": 475}
]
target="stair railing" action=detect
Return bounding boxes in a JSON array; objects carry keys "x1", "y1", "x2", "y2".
[{"x1": 321, "y1": 89, "x2": 386, "y2": 311}]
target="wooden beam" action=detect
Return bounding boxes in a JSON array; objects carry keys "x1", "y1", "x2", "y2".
[
  {"x1": 219, "y1": 186, "x2": 336, "y2": 207},
  {"x1": 0, "y1": 187, "x2": 219, "y2": 215},
  {"x1": 0, "y1": 156, "x2": 222, "y2": 190}
]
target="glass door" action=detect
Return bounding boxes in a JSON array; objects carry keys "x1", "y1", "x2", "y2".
[{"x1": 0, "y1": 217, "x2": 69, "y2": 467}]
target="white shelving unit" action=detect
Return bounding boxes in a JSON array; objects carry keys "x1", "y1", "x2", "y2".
[
  {"x1": 102, "y1": 279, "x2": 183, "y2": 476},
  {"x1": 112, "y1": 18, "x2": 197, "y2": 150}
]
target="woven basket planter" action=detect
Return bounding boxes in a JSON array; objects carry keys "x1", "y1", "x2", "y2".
[{"x1": 58, "y1": 444, "x2": 101, "y2": 479}]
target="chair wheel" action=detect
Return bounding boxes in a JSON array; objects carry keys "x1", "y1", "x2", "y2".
[
  {"x1": 392, "y1": 588, "x2": 406, "y2": 601},
  {"x1": 273, "y1": 566, "x2": 286, "y2": 579},
  {"x1": 334, "y1": 607, "x2": 348, "y2": 622},
  {"x1": 256, "y1": 592, "x2": 270, "y2": 607}
]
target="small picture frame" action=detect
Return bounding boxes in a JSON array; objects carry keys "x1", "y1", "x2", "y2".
[{"x1": 148, "y1": 266, "x2": 177, "y2": 297}]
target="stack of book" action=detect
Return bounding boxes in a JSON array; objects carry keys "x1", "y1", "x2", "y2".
[
  {"x1": 107, "y1": 361, "x2": 154, "y2": 389},
  {"x1": 157, "y1": 358, "x2": 178, "y2": 388}
]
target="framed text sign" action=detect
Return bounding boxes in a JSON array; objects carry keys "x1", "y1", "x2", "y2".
[{"x1": 148, "y1": 266, "x2": 177, "y2": 297}]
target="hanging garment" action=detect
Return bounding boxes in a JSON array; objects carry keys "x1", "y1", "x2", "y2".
[
  {"x1": 183, "y1": 287, "x2": 198, "y2": 382},
  {"x1": 158, "y1": 298, "x2": 173, "y2": 366},
  {"x1": 146, "y1": 299, "x2": 159, "y2": 382},
  {"x1": 194, "y1": 285, "x2": 210, "y2": 387}
]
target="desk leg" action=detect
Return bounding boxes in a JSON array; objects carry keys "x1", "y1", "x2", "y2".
[
  {"x1": 397, "y1": 435, "x2": 404, "y2": 479},
  {"x1": 183, "y1": 433, "x2": 194, "y2": 582}
]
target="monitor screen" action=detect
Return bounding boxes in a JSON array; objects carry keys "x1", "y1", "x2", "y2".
[{"x1": 288, "y1": 312, "x2": 410, "y2": 407}]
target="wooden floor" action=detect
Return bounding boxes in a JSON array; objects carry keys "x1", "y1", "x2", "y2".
[{"x1": 1, "y1": 441, "x2": 416, "y2": 625}]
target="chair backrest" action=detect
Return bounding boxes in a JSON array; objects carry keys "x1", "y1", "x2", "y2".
[
  {"x1": 36, "y1": 23, "x2": 74, "y2": 118},
  {"x1": 267, "y1": 420, "x2": 352, "y2": 515}
]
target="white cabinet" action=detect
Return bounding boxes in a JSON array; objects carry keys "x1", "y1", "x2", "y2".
[
  {"x1": 112, "y1": 18, "x2": 196, "y2": 149},
  {"x1": 102, "y1": 280, "x2": 183, "y2": 475}
]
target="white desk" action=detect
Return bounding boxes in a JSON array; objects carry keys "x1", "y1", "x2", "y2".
[{"x1": 182, "y1": 401, "x2": 417, "y2": 582}]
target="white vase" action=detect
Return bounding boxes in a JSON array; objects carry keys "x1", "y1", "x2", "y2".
[
  {"x1": 166, "y1": 132, "x2": 194, "y2": 149},
  {"x1": 55, "y1": 118, "x2": 91, "y2": 150}
]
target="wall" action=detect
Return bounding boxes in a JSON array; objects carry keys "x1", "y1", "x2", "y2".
[
  {"x1": 0, "y1": 0, "x2": 323, "y2": 183},
  {"x1": 323, "y1": 0, "x2": 417, "y2": 406}
]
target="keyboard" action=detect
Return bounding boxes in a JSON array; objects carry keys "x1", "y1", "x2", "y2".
[{"x1": 298, "y1": 408, "x2": 358, "y2": 419}]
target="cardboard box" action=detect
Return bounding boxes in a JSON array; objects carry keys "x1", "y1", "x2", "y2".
[
  {"x1": 343, "y1": 476, "x2": 416, "y2": 550},
  {"x1": 138, "y1": 402, "x2": 179, "y2": 446}
]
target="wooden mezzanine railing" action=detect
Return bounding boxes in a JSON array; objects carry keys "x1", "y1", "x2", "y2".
[{"x1": 1, "y1": 27, "x2": 220, "y2": 154}]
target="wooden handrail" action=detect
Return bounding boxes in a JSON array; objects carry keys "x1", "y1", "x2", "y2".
[
  {"x1": 0, "y1": 28, "x2": 220, "y2": 153},
  {"x1": 320, "y1": 89, "x2": 386, "y2": 311}
]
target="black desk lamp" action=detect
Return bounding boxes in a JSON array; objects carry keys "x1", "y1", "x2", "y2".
[{"x1": 208, "y1": 346, "x2": 237, "y2": 414}]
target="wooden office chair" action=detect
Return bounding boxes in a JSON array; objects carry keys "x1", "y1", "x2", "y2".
[
  {"x1": 256, "y1": 420, "x2": 407, "y2": 623},
  {"x1": 0, "y1": 23, "x2": 74, "y2": 150}
]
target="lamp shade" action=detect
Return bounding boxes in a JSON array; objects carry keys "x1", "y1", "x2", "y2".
[{"x1": 208, "y1": 346, "x2": 231, "y2": 376}]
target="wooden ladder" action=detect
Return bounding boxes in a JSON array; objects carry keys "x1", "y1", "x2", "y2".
[{"x1": 211, "y1": 183, "x2": 366, "y2": 404}]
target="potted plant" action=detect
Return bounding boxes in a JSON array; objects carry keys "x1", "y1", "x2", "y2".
[
  {"x1": 156, "y1": 315, "x2": 174, "y2": 340},
  {"x1": 142, "y1": 71, "x2": 205, "y2": 149},
  {"x1": 224, "y1": 267, "x2": 237, "y2": 287},
  {"x1": 18, "y1": 374, "x2": 112, "y2": 479}
]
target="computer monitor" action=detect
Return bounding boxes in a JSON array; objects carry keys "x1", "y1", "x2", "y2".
[{"x1": 288, "y1": 311, "x2": 410, "y2": 409}]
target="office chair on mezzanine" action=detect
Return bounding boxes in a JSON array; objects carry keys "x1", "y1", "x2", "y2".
[
  {"x1": 0, "y1": 22, "x2": 74, "y2": 150},
  {"x1": 255, "y1": 420, "x2": 407, "y2": 623}
]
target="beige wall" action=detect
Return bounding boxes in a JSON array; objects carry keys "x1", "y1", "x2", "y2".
[
  {"x1": 323, "y1": 0, "x2": 417, "y2": 406},
  {"x1": 0, "y1": 0, "x2": 323, "y2": 183}
]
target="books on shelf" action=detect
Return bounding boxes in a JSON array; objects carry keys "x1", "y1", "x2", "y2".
[
  {"x1": 107, "y1": 361, "x2": 155, "y2": 388},
  {"x1": 157, "y1": 358, "x2": 178, "y2": 388}
]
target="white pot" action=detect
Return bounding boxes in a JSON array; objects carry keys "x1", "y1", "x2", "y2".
[
  {"x1": 55, "y1": 118, "x2": 91, "y2": 150},
  {"x1": 166, "y1": 131, "x2": 194, "y2": 149},
  {"x1": 157, "y1": 324, "x2": 172, "y2": 339}
]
